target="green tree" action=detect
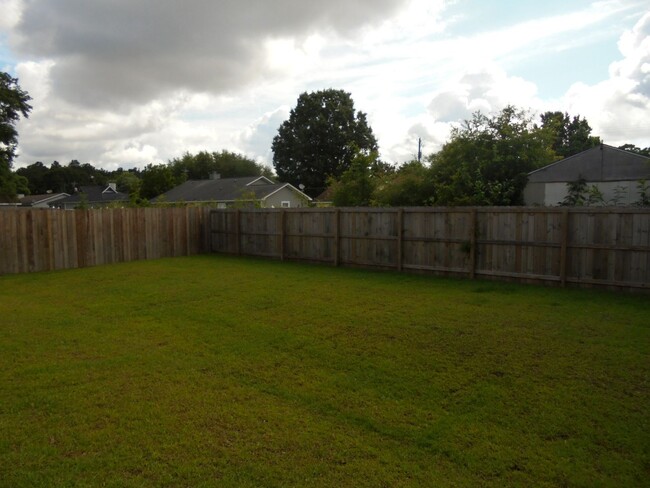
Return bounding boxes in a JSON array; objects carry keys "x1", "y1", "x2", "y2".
[
  {"x1": 329, "y1": 150, "x2": 381, "y2": 207},
  {"x1": 560, "y1": 178, "x2": 611, "y2": 207},
  {"x1": 618, "y1": 144, "x2": 650, "y2": 157},
  {"x1": 64, "y1": 160, "x2": 108, "y2": 192},
  {"x1": 430, "y1": 106, "x2": 555, "y2": 206},
  {"x1": 272, "y1": 89, "x2": 378, "y2": 198},
  {"x1": 636, "y1": 179, "x2": 650, "y2": 206},
  {"x1": 16, "y1": 161, "x2": 49, "y2": 194},
  {"x1": 232, "y1": 190, "x2": 263, "y2": 209},
  {"x1": 169, "y1": 150, "x2": 272, "y2": 180},
  {"x1": 0, "y1": 71, "x2": 32, "y2": 199},
  {"x1": 21, "y1": 159, "x2": 111, "y2": 194},
  {"x1": 115, "y1": 170, "x2": 142, "y2": 195},
  {"x1": 140, "y1": 163, "x2": 182, "y2": 200},
  {"x1": 43, "y1": 161, "x2": 67, "y2": 193},
  {"x1": 372, "y1": 160, "x2": 436, "y2": 207},
  {"x1": 540, "y1": 111, "x2": 601, "y2": 158}
]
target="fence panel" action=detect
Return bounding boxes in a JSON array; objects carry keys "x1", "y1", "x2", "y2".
[
  {"x1": 5, "y1": 206, "x2": 647, "y2": 291},
  {"x1": 210, "y1": 207, "x2": 650, "y2": 292},
  {"x1": 0, "y1": 207, "x2": 211, "y2": 275},
  {"x1": 402, "y1": 209, "x2": 471, "y2": 275}
]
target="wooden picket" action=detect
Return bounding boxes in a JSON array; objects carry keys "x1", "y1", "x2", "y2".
[
  {"x1": 0, "y1": 207, "x2": 211, "y2": 275},
  {"x1": 3, "y1": 206, "x2": 648, "y2": 291},
  {"x1": 210, "y1": 207, "x2": 650, "y2": 292}
]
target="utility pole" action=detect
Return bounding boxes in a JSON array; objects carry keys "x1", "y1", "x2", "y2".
[{"x1": 417, "y1": 138, "x2": 422, "y2": 163}]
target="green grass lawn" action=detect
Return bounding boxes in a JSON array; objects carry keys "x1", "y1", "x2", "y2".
[{"x1": 0, "y1": 256, "x2": 648, "y2": 487}]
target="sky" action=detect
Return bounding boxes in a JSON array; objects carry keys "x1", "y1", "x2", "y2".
[{"x1": 1, "y1": 0, "x2": 649, "y2": 172}]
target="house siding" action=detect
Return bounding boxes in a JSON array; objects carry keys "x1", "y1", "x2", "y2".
[
  {"x1": 524, "y1": 145, "x2": 650, "y2": 206},
  {"x1": 263, "y1": 186, "x2": 309, "y2": 208},
  {"x1": 526, "y1": 180, "x2": 644, "y2": 206}
]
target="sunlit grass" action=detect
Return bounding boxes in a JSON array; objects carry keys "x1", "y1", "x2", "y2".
[{"x1": 1, "y1": 255, "x2": 648, "y2": 487}]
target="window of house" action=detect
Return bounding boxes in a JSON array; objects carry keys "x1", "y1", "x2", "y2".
[{"x1": 281, "y1": 201, "x2": 291, "y2": 208}]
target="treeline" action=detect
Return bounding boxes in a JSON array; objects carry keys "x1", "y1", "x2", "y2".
[
  {"x1": 329, "y1": 107, "x2": 650, "y2": 207},
  {"x1": 3, "y1": 75, "x2": 650, "y2": 207},
  {"x1": 10, "y1": 105, "x2": 650, "y2": 208},
  {"x1": 15, "y1": 150, "x2": 273, "y2": 200}
]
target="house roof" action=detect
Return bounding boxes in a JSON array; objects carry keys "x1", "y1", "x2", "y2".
[
  {"x1": 20, "y1": 193, "x2": 70, "y2": 206},
  {"x1": 528, "y1": 144, "x2": 650, "y2": 183},
  {"x1": 58, "y1": 185, "x2": 128, "y2": 205},
  {"x1": 314, "y1": 186, "x2": 334, "y2": 203},
  {"x1": 155, "y1": 176, "x2": 311, "y2": 203}
]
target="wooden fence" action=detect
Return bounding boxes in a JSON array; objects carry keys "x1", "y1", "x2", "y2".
[
  {"x1": 209, "y1": 207, "x2": 650, "y2": 292},
  {"x1": 0, "y1": 207, "x2": 211, "y2": 275}
]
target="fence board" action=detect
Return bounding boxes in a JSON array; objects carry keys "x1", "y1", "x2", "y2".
[
  {"x1": 5, "y1": 206, "x2": 647, "y2": 291},
  {"x1": 0, "y1": 207, "x2": 211, "y2": 275},
  {"x1": 210, "y1": 207, "x2": 650, "y2": 292}
]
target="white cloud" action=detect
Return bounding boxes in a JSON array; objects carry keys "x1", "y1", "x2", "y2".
[
  {"x1": 236, "y1": 107, "x2": 291, "y2": 166},
  {"x1": 6, "y1": 0, "x2": 650, "y2": 172},
  {"x1": 14, "y1": 59, "x2": 189, "y2": 167},
  {"x1": 380, "y1": 66, "x2": 542, "y2": 163},
  {"x1": 388, "y1": 7, "x2": 650, "y2": 162},
  {"x1": 9, "y1": 0, "x2": 410, "y2": 107},
  {"x1": 0, "y1": 0, "x2": 23, "y2": 30},
  {"x1": 427, "y1": 68, "x2": 540, "y2": 123},
  {"x1": 563, "y1": 12, "x2": 650, "y2": 146}
]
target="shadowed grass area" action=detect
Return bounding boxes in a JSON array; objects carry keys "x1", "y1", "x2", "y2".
[{"x1": 0, "y1": 255, "x2": 648, "y2": 487}]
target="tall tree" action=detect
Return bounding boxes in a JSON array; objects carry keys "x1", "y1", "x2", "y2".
[
  {"x1": 19, "y1": 159, "x2": 110, "y2": 194},
  {"x1": 140, "y1": 163, "x2": 182, "y2": 200},
  {"x1": 43, "y1": 161, "x2": 67, "y2": 193},
  {"x1": 328, "y1": 150, "x2": 382, "y2": 207},
  {"x1": 430, "y1": 106, "x2": 556, "y2": 206},
  {"x1": 618, "y1": 144, "x2": 650, "y2": 157},
  {"x1": 272, "y1": 89, "x2": 377, "y2": 197},
  {"x1": 372, "y1": 160, "x2": 436, "y2": 207},
  {"x1": 540, "y1": 111, "x2": 601, "y2": 158},
  {"x1": 0, "y1": 71, "x2": 32, "y2": 199},
  {"x1": 169, "y1": 150, "x2": 272, "y2": 180},
  {"x1": 16, "y1": 161, "x2": 49, "y2": 194}
]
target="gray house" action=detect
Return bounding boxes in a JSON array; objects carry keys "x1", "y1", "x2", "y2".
[
  {"x1": 56, "y1": 183, "x2": 129, "y2": 209},
  {"x1": 524, "y1": 144, "x2": 650, "y2": 206},
  {"x1": 154, "y1": 175, "x2": 311, "y2": 208}
]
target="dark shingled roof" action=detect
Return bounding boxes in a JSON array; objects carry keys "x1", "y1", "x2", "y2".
[
  {"x1": 528, "y1": 144, "x2": 650, "y2": 183},
  {"x1": 58, "y1": 185, "x2": 128, "y2": 205},
  {"x1": 19, "y1": 193, "x2": 69, "y2": 206},
  {"x1": 155, "y1": 176, "x2": 297, "y2": 202}
]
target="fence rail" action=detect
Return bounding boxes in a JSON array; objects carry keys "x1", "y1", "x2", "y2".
[
  {"x1": 0, "y1": 207, "x2": 211, "y2": 275},
  {"x1": 3, "y1": 206, "x2": 648, "y2": 291},
  {"x1": 209, "y1": 207, "x2": 650, "y2": 292}
]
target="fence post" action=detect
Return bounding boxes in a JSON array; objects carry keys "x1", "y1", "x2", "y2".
[
  {"x1": 334, "y1": 208, "x2": 340, "y2": 267},
  {"x1": 560, "y1": 209, "x2": 569, "y2": 287},
  {"x1": 206, "y1": 209, "x2": 215, "y2": 254},
  {"x1": 235, "y1": 209, "x2": 241, "y2": 256},
  {"x1": 46, "y1": 209, "x2": 55, "y2": 271},
  {"x1": 469, "y1": 208, "x2": 477, "y2": 279},
  {"x1": 280, "y1": 210, "x2": 285, "y2": 261},
  {"x1": 397, "y1": 208, "x2": 404, "y2": 272}
]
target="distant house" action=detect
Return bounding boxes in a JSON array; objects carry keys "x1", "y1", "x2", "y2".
[
  {"x1": 56, "y1": 183, "x2": 129, "y2": 209},
  {"x1": 19, "y1": 193, "x2": 70, "y2": 208},
  {"x1": 524, "y1": 144, "x2": 650, "y2": 206},
  {"x1": 313, "y1": 187, "x2": 334, "y2": 207},
  {"x1": 154, "y1": 175, "x2": 311, "y2": 208}
]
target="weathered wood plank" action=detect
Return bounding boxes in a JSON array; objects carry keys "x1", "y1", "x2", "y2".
[
  {"x1": 207, "y1": 207, "x2": 649, "y2": 292},
  {"x1": 2, "y1": 207, "x2": 648, "y2": 292}
]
